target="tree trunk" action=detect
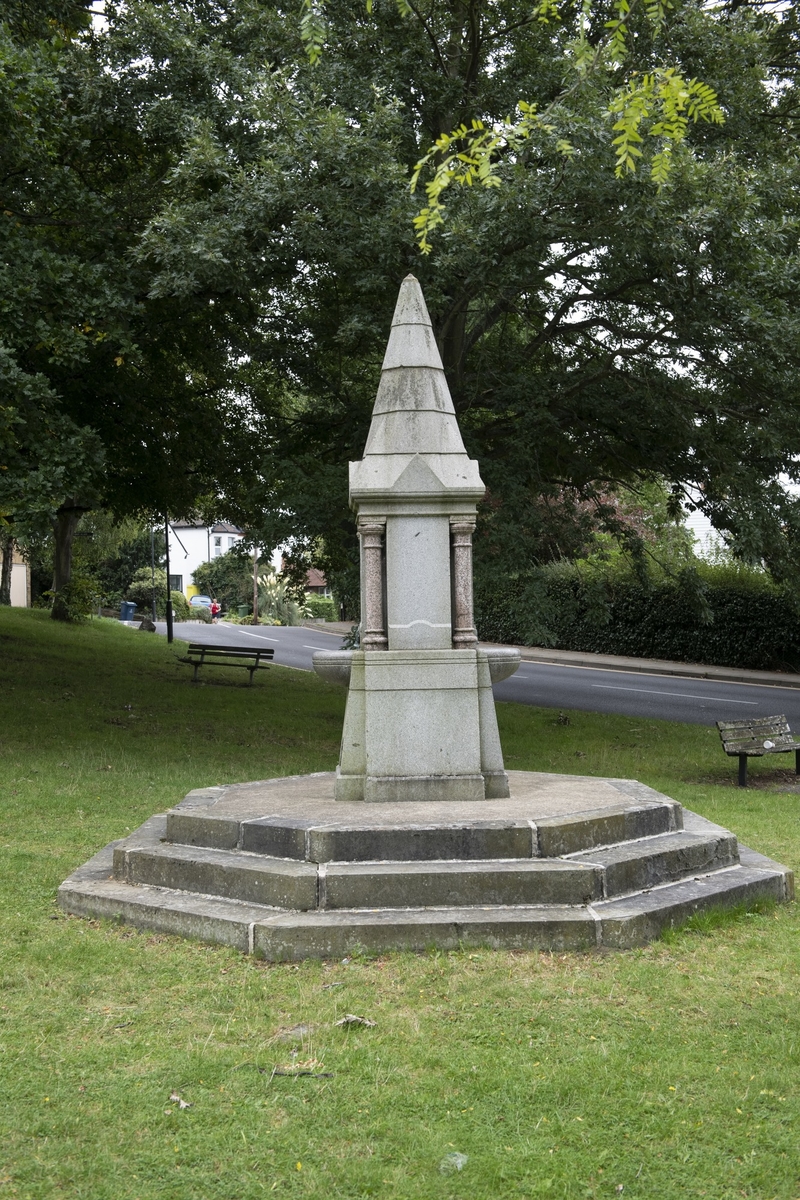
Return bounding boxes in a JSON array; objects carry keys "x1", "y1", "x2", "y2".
[
  {"x1": 0, "y1": 534, "x2": 13, "y2": 606},
  {"x1": 51, "y1": 498, "x2": 89, "y2": 621},
  {"x1": 252, "y1": 547, "x2": 259, "y2": 624}
]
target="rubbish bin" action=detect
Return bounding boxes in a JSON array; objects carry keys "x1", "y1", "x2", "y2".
[
  {"x1": 120, "y1": 601, "x2": 137, "y2": 622},
  {"x1": 237, "y1": 605, "x2": 249, "y2": 618}
]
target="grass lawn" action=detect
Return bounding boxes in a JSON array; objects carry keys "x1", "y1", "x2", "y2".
[{"x1": 0, "y1": 607, "x2": 798, "y2": 1200}]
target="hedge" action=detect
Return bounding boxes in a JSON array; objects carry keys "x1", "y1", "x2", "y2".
[{"x1": 475, "y1": 564, "x2": 800, "y2": 672}]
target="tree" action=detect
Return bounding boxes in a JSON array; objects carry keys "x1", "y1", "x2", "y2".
[
  {"x1": 7, "y1": 0, "x2": 800, "y2": 612},
  {"x1": 192, "y1": 548, "x2": 255, "y2": 613},
  {"x1": 0, "y1": 0, "x2": 272, "y2": 614}
]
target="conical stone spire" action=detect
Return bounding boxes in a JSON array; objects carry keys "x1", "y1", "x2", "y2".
[{"x1": 350, "y1": 276, "x2": 484, "y2": 504}]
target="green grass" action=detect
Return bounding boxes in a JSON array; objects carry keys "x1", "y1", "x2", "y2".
[{"x1": 1, "y1": 608, "x2": 798, "y2": 1200}]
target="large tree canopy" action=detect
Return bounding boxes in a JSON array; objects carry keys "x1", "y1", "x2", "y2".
[
  {"x1": 3, "y1": 0, "x2": 800, "y2": 611},
  {"x1": 0, "y1": 0, "x2": 269, "y2": 601}
]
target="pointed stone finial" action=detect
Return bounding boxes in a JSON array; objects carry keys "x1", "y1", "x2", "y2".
[
  {"x1": 351, "y1": 276, "x2": 484, "y2": 501},
  {"x1": 381, "y1": 275, "x2": 444, "y2": 371}
]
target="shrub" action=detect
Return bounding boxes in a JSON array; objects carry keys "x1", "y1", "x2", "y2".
[
  {"x1": 257, "y1": 569, "x2": 311, "y2": 626},
  {"x1": 48, "y1": 575, "x2": 100, "y2": 623},
  {"x1": 126, "y1": 567, "x2": 167, "y2": 610},
  {"x1": 475, "y1": 561, "x2": 800, "y2": 672},
  {"x1": 305, "y1": 594, "x2": 337, "y2": 621},
  {"x1": 169, "y1": 590, "x2": 191, "y2": 621}
]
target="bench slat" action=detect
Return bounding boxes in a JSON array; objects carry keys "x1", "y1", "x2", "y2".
[
  {"x1": 187, "y1": 644, "x2": 274, "y2": 657},
  {"x1": 717, "y1": 715, "x2": 800, "y2": 757}
]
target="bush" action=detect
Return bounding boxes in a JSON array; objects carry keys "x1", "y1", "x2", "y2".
[
  {"x1": 305, "y1": 594, "x2": 337, "y2": 621},
  {"x1": 48, "y1": 575, "x2": 100, "y2": 623},
  {"x1": 475, "y1": 561, "x2": 800, "y2": 672},
  {"x1": 126, "y1": 567, "x2": 167, "y2": 610},
  {"x1": 170, "y1": 590, "x2": 191, "y2": 621},
  {"x1": 193, "y1": 549, "x2": 254, "y2": 611},
  {"x1": 257, "y1": 569, "x2": 311, "y2": 626}
]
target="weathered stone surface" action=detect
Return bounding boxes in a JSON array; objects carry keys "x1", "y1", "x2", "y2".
[
  {"x1": 242, "y1": 817, "x2": 535, "y2": 861},
  {"x1": 252, "y1": 906, "x2": 599, "y2": 961},
  {"x1": 166, "y1": 812, "x2": 241, "y2": 850},
  {"x1": 311, "y1": 650, "x2": 353, "y2": 687},
  {"x1": 163, "y1": 771, "x2": 684, "y2": 861},
  {"x1": 595, "y1": 864, "x2": 790, "y2": 949},
  {"x1": 570, "y1": 830, "x2": 739, "y2": 897},
  {"x1": 331, "y1": 276, "x2": 515, "y2": 801},
  {"x1": 323, "y1": 859, "x2": 603, "y2": 909},
  {"x1": 536, "y1": 801, "x2": 680, "y2": 857},
  {"x1": 57, "y1": 843, "x2": 270, "y2": 953},
  {"x1": 59, "y1": 796, "x2": 794, "y2": 957},
  {"x1": 116, "y1": 839, "x2": 317, "y2": 910}
]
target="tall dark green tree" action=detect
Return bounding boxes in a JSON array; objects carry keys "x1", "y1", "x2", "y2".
[
  {"x1": 0, "y1": 0, "x2": 273, "y2": 610},
  {"x1": 4, "y1": 0, "x2": 800, "y2": 613}
]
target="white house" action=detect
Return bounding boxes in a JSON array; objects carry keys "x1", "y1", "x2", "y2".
[
  {"x1": 167, "y1": 520, "x2": 245, "y2": 597},
  {"x1": 9, "y1": 543, "x2": 30, "y2": 606}
]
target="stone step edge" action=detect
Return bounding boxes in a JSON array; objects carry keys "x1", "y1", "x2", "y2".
[
  {"x1": 58, "y1": 842, "x2": 792, "y2": 955},
  {"x1": 115, "y1": 824, "x2": 743, "y2": 906},
  {"x1": 165, "y1": 797, "x2": 682, "y2": 861}
]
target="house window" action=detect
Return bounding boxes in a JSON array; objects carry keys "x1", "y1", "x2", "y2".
[
  {"x1": 228, "y1": 536, "x2": 237, "y2": 549},
  {"x1": 213, "y1": 536, "x2": 222, "y2": 557},
  {"x1": 169, "y1": 575, "x2": 183, "y2": 592}
]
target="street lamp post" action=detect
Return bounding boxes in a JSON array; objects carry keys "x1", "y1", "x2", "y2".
[
  {"x1": 164, "y1": 517, "x2": 173, "y2": 644},
  {"x1": 150, "y1": 526, "x2": 157, "y2": 623}
]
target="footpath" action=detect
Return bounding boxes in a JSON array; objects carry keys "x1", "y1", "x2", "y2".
[{"x1": 302, "y1": 621, "x2": 800, "y2": 691}]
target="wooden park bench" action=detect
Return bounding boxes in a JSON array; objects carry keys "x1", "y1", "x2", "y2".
[
  {"x1": 716, "y1": 715, "x2": 800, "y2": 787},
  {"x1": 180, "y1": 643, "x2": 274, "y2": 686}
]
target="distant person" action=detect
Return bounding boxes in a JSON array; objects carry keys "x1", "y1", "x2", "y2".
[{"x1": 210, "y1": 598, "x2": 221, "y2": 623}]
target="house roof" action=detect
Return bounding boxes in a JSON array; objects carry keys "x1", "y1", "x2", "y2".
[{"x1": 170, "y1": 519, "x2": 243, "y2": 534}]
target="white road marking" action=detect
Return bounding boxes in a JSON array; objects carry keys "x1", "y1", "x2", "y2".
[
  {"x1": 303, "y1": 645, "x2": 334, "y2": 651},
  {"x1": 227, "y1": 628, "x2": 279, "y2": 642},
  {"x1": 592, "y1": 684, "x2": 757, "y2": 705}
]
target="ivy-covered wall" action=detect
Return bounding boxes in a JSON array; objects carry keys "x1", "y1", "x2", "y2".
[{"x1": 475, "y1": 564, "x2": 800, "y2": 672}]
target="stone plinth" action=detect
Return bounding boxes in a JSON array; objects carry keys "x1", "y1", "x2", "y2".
[{"x1": 58, "y1": 770, "x2": 794, "y2": 958}]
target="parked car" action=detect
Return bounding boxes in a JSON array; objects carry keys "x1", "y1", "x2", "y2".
[{"x1": 189, "y1": 594, "x2": 212, "y2": 608}]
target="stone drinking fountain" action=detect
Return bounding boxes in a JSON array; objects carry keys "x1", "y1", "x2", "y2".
[{"x1": 60, "y1": 277, "x2": 792, "y2": 957}]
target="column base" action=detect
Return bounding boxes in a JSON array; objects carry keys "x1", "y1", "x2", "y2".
[
  {"x1": 336, "y1": 771, "x2": 486, "y2": 803},
  {"x1": 482, "y1": 770, "x2": 511, "y2": 799}
]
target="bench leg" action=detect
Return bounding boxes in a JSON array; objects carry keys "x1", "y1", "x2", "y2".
[
  {"x1": 738, "y1": 754, "x2": 747, "y2": 788},
  {"x1": 796, "y1": 749, "x2": 800, "y2": 776},
  {"x1": 192, "y1": 663, "x2": 200, "y2": 684},
  {"x1": 248, "y1": 666, "x2": 256, "y2": 686}
]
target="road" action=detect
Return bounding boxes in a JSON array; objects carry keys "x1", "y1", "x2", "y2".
[{"x1": 155, "y1": 622, "x2": 800, "y2": 727}]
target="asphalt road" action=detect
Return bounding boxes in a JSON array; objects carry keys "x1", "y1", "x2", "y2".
[{"x1": 155, "y1": 621, "x2": 800, "y2": 727}]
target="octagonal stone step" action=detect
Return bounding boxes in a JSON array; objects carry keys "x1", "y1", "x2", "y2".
[
  {"x1": 58, "y1": 827, "x2": 793, "y2": 957},
  {"x1": 58, "y1": 772, "x2": 794, "y2": 957},
  {"x1": 111, "y1": 819, "x2": 742, "y2": 911},
  {"x1": 164, "y1": 771, "x2": 682, "y2": 863},
  {"x1": 568, "y1": 828, "x2": 739, "y2": 898},
  {"x1": 114, "y1": 838, "x2": 318, "y2": 910}
]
